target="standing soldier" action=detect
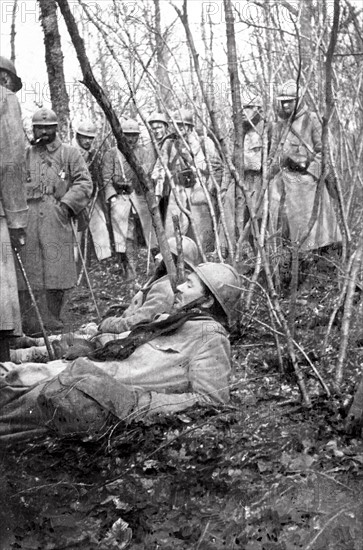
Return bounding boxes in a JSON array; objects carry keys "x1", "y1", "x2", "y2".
[
  {"x1": 0, "y1": 56, "x2": 28, "y2": 360},
  {"x1": 102, "y1": 119, "x2": 156, "y2": 279},
  {"x1": 147, "y1": 112, "x2": 171, "y2": 224},
  {"x1": 18, "y1": 108, "x2": 93, "y2": 335},
  {"x1": 268, "y1": 79, "x2": 341, "y2": 277},
  {"x1": 152, "y1": 109, "x2": 222, "y2": 252},
  {"x1": 73, "y1": 120, "x2": 112, "y2": 261},
  {"x1": 148, "y1": 112, "x2": 169, "y2": 144}
]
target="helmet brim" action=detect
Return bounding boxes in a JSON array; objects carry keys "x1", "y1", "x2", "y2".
[
  {"x1": 277, "y1": 95, "x2": 297, "y2": 101},
  {"x1": 192, "y1": 265, "x2": 230, "y2": 320},
  {"x1": 77, "y1": 132, "x2": 96, "y2": 138},
  {"x1": 12, "y1": 74, "x2": 22, "y2": 92}
]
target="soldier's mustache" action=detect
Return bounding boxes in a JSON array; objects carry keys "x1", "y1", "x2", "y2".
[{"x1": 30, "y1": 135, "x2": 50, "y2": 145}]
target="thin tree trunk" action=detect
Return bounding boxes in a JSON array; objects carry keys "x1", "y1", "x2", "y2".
[
  {"x1": 223, "y1": 0, "x2": 244, "y2": 245},
  {"x1": 335, "y1": 227, "x2": 363, "y2": 388},
  {"x1": 10, "y1": 0, "x2": 18, "y2": 63},
  {"x1": 153, "y1": 0, "x2": 173, "y2": 109},
  {"x1": 38, "y1": 0, "x2": 70, "y2": 141}
]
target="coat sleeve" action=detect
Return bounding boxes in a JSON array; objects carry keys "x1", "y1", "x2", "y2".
[
  {"x1": 151, "y1": 141, "x2": 170, "y2": 197},
  {"x1": 60, "y1": 147, "x2": 93, "y2": 215},
  {"x1": 135, "y1": 327, "x2": 231, "y2": 416},
  {"x1": 306, "y1": 113, "x2": 322, "y2": 180},
  {"x1": 0, "y1": 87, "x2": 28, "y2": 228},
  {"x1": 102, "y1": 149, "x2": 118, "y2": 202},
  {"x1": 99, "y1": 279, "x2": 175, "y2": 333}
]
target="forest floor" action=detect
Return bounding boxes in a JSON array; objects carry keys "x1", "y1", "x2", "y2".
[{"x1": 1, "y1": 250, "x2": 363, "y2": 550}]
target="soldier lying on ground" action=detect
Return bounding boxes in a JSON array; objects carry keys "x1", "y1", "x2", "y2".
[
  {"x1": 8, "y1": 236, "x2": 202, "y2": 362},
  {"x1": 0, "y1": 262, "x2": 241, "y2": 444},
  {"x1": 96, "y1": 236, "x2": 201, "y2": 339}
]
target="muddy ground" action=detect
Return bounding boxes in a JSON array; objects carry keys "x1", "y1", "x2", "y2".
[{"x1": 1, "y1": 251, "x2": 363, "y2": 550}]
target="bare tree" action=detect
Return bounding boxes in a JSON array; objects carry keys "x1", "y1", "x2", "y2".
[
  {"x1": 38, "y1": 0, "x2": 70, "y2": 140},
  {"x1": 10, "y1": 0, "x2": 18, "y2": 63}
]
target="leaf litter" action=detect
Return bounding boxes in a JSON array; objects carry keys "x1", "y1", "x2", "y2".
[{"x1": 1, "y1": 253, "x2": 363, "y2": 550}]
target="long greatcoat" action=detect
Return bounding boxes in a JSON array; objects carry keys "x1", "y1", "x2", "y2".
[
  {"x1": 72, "y1": 138, "x2": 112, "y2": 261},
  {"x1": 152, "y1": 132, "x2": 222, "y2": 252},
  {"x1": 0, "y1": 315, "x2": 231, "y2": 442},
  {"x1": 0, "y1": 85, "x2": 28, "y2": 335},
  {"x1": 17, "y1": 137, "x2": 92, "y2": 290},
  {"x1": 269, "y1": 106, "x2": 341, "y2": 251},
  {"x1": 102, "y1": 143, "x2": 157, "y2": 252}
]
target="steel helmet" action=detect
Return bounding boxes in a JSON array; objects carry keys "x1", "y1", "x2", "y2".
[
  {"x1": 32, "y1": 108, "x2": 58, "y2": 126},
  {"x1": 241, "y1": 90, "x2": 263, "y2": 108},
  {"x1": 276, "y1": 79, "x2": 299, "y2": 100},
  {"x1": 148, "y1": 112, "x2": 168, "y2": 126},
  {"x1": 121, "y1": 119, "x2": 140, "y2": 134},
  {"x1": 0, "y1": 56, "x2": 22, "y2": 92},
  {"x1": 76, "y1": 120, "x2": 97, "y2": 138},
  {"x1": 172, "y1": 108, "x2": 194, "y2": 127},
  {"x1": 192, "y1": 262, "x2": 241, "y2": 323},
  {"x1": 168, "y1": 236, "x2": 201, "y2": 268}
]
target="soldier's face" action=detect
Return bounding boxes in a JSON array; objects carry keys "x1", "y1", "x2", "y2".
[
  {"x1": 176, "y1": 123, "x2": 192, "y2": 139},
  {"x1": 77, "y1": 134, "x2": 94, "y2": 151},
  {"x1": 280, "y1": 99, "x2": 296, "y2": 117},
  {"x1": 174, "y1": 272, "x2": 207, "y2": 310},
  {"x1": 150, "y1": 122, "x2": 167, "y2": 141},
  {"x1": 0, "y1": 70, "x2": 16, "y2": 92},
  {"x1": 125, "y1": 133, "x2": 139, "y2": 148},
  {"x1": 33, "y1": 125, "x2": 57, "y2": 144}
]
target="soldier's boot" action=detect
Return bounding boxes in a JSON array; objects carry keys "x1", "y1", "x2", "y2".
[
  {"x1": 19, "y1": 290, "x2": 41, "y2": 337},
  {"x1": 0, "y1": 331, "x2": 12, "y2": 361},
  {"x1": 46, "y1": 290, "x2": 65, "y2": 332}
]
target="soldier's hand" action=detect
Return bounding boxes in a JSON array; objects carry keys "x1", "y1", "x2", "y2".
[
  {"x1": 60, "y1": 203, "x2": 73, "y2": 218},
  {"x1": 9, "y1": 228, "x2": 26, "y2": 250}
]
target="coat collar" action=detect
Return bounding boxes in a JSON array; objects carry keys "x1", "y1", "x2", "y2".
[{"x1": 45, "y1": 135, "x2": 62, "y2": 152}]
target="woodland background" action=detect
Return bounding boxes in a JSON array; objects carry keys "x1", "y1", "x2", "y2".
[{"x1": 1, "y1": 1, "x2": 363, "y2": 549}]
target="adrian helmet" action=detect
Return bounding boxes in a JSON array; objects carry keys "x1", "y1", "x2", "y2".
[
  {"x1": 32, "y1": 108, "x2": 58, "y2": 126},
  {"x1": 121, "y1": 119, "x2": 141, "y2": 134},
  {"x1": 76, "y1": 121, "x2": 97, "y2": 138},
  {"x1": 148, "y1": 112, "x2": 168, "y2": 126},
  {"x1": 276, "y1": 79, "x2": 299, "y2": 100},
  {"x1": 168, "y1": 236, "x2": 202, "y2": 268},
  {"x1": 0, "y1": 56, "x2": 22, "y2": 92},
  {"x1": 192, "y1": 262, "x2": 241, "y2": 324},
  {"x1": 171, "y1": 108, "x2": 194, "y2": 127}
]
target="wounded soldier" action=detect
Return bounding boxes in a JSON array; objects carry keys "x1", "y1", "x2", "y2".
[
  {"x1": 98, "y1": 235, "x2": 201, "y2": 335},
  {"x1": 8, "y1": 235, "x2": 201, "y2": 362},
  {"x1": 0, "y1": 262, "x2": 241, "y2": 444}
]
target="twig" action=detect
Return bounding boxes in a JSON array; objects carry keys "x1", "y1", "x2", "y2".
[{"x1": 304, "y1": 503, "x2": 361, "y2": 550}]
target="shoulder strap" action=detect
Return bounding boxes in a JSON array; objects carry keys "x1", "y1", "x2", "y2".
[
  {"x1": 59, "y1": 144, "x2": 72, "y2": 177},
  {"x1": 25, "y1": 147, "x2": 31, "y2": 181},
  {"x1": 116, "y1": 148, "x2": 127, "y2": 180}
]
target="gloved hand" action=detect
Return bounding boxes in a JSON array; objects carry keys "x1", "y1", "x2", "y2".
[
  {"x1": 285, "y1": 153, "x2": 309, "y2": 172},
  {"x1": 119, "y1": 182, "x2": 133, "y2": 194},
  {"x1": 59, "y1": 203, "x2": 73, "y2": 219},
  {"x1": 64, "y1": 339, "x2": 97, "y2": 360},
  {"x1": 51, "y1": 337, "x2": 97, "y2": 360},
  {"x1": 9, "y1": 228, "x2": 26, "y2": 250},
  {"x1": 98, "y1": 316, "x2": 127, "y2": 334}
]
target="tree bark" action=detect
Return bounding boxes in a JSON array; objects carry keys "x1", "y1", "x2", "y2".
[
  {"x1": 223, "y1": 0, "x2": 244, "y2": 244},
  {"x1": 10, "y1": 0, "x2": 18, "y2": 63},
  {"x1": 153, "y1": 0, "x2": 173, "y2": 109},
  {"x1": 38, "y1": 0, "x2": 70, "y2": 141}
]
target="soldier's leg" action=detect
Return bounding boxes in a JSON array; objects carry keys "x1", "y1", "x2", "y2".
[
  {"x1": 124, "y1": 214, "x2": 137, "y2": 281},
  {"x1": 0, "y1": 331, "x2": 12, "y2": 361},
  {"x1": 46, "y1": 289, "x2": 65, "y2": 327}
]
